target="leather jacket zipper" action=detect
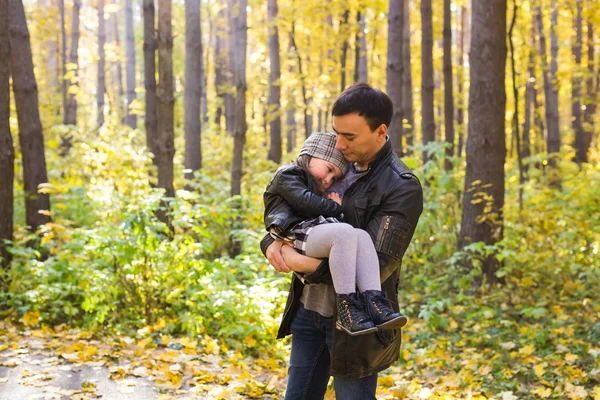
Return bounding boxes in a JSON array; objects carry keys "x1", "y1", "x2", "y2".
[{"x1": 377, "y1": 216, "x2": 391, "y2": 252}]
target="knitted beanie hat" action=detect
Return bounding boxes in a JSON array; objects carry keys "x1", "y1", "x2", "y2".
[{"x1": 299, "y1": 132, "x2": 348, "y2": 173}]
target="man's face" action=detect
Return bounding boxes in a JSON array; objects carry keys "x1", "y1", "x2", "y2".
[{"x1": 332, "y1": 113, "x2": 387, "y2": 166}]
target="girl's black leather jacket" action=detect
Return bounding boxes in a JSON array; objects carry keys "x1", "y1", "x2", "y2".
[{"x1": 263, "y1": 165, "x2": 342, "y2": 235}]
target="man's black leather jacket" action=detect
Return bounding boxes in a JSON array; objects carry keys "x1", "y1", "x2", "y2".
[
  {"x1": 261, "y1": 140, "x2": 423, "y2": 379},
  {"x1": 263, "y1": 165, "x2": 342, "y2": 234}
]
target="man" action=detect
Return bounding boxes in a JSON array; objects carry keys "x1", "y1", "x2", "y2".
[{"x1": 261, "y1": 83, "x2": 423, "y2": 399}]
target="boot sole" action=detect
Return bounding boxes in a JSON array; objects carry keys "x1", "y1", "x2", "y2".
[
  {"x1": 376, "y1": 316, "x2": 408, "y2": 331},
  {"x1": 336, "y1": 322, "x2": 378, "y2": 336}
]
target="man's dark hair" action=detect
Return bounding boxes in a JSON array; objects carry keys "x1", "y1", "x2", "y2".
[{"x1": 331, "y1": 83, "x2": 393, "y2": 131}]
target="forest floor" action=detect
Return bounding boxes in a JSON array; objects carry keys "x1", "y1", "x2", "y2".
[
  {"x1": 0, "y1": 319, "x2": 288, "y2": 399},
  {"x1": 1, "y1": 315, "x2": 599, "y2": 400}
]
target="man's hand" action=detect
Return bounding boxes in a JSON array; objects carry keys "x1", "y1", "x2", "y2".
[
  {"x1": 266, "y1": 240, "x2": 291, "y2": 273},
  {"x1": 327, "y1": 192, "x2": 342, "y2": 205}
]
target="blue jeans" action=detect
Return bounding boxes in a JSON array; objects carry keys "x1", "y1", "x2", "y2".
[{"x1": 284, "y1": 303, "x2": 378, "y2": 400}]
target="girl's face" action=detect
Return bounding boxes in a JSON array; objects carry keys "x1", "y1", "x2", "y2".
[{"x1": 308, "y1": 157, "x2": 344, "y2": 192}]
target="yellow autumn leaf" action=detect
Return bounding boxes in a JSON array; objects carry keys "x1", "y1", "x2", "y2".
[
  {"x1": 591, "y1": 386, "x2": 600, "y2": 400},
  {"x1": 379, "y1": 375, "x2": 395, "y2": 387},
  {"x1": 531, "y1": 386, "x2": 552, "y2": 398},
  {"x1": 21, "y1": 311, "x2": 41, "y2": 327},
  {"x1": 565, "y1": 382, "x2": 587, "y2": 399},
  {"x1": 520, "y1": 344, "x2": 535, "y2": 357},
  {"x1": 244, "y1": 336, "x2": 257, "y2": 348},
  {"x1": 565, "y1": 353, "x2": 579, "y2": 363},
  {"x1": 534, "y1": 364, "x2": 546, "y2": 378}
]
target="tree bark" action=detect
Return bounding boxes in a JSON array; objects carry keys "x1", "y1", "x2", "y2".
[
  {"x1": 143, "y1": 0, "x2": 157, "y2": 162},
  {"x1": 357, "y1": 10, "x2": 368, "y2": 83},
  {"x1": 522, "y1": 25, "x2": 536, "y2": 170},
  {"x1": 267, "y1": 0, "x2": 281, "y2": 163},
  {"x1": 112, "y1": 11, "x2": 125, "y2": 116},
  {"x1": 535, "y1": 2, "x2": 560, "y2": 174},
  {"x1": 386, "y1": 0, "x2": 403, "y2": 156},
  {"x1": 572, "y1": 0, "x2": 584, "y2": 163},
  {"x1": 421, "y1": 0, "x2": 435, "y2": 164},
  {"x1": 0, "y1": 0, "x2": 13, "y2": 267},
  {"x1": 289, "y1": 25, "x2": 311, "y2": 138},
  {"x1": 339, "y1": 9, "x2": 350, "y2": 92},
  {"x1": 184, "y1": 0, "x2": 202, "y2": 179},
  {"x1": 214, "y1": 4, "x2": 227, "y2": 129},
  {"x1": 228, "y1": 0, "x2": 247, "y2": 257},
  {"x1": 125, "y1": 0, "x2": 136, "y2": 129},
  {"x1": 456, "y1": 5, "x2": 467, "y2": 157},
  {"x1": 9, "y1": 0, "x2": 51, "y2": 231},
  {"x1": 286, "y1": 40, "x2": 296, "y2": 153},
  {"x1": 60, "y1": 0, "x2": 67, "y2": 121},
  {"x1": 230, "y1": 0, "x2": 247, "y2": 197},
  {"x1": 583, "y1": 15, "x2": 596, "y2": 156},
  {"x1": 97, "y1": 0, "x2": 106, "y2": 127},
  {"x1": 157, "y1": 0, "x2": 175, "y2": 201},
  {"x1": 459, "y1": 0, "x2": 507, "y2": 285},
  {"x1": 401, "y1": 0, "x2": 414, "y2": 153},
  {"x1": 63, "y1": 0, "x2": 80, "y2": 126},
  {"x1": 443, "y1": 0, "x2": 454, "y2": 169}
]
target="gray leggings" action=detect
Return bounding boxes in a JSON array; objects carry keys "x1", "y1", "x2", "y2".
[{"x1": 303, "y1": 223, "x2": 381, "y2": 295}]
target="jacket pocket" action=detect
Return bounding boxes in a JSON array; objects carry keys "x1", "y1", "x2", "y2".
[{"x1": 375, "y1": 216, "x2": 411, "y2": 261}]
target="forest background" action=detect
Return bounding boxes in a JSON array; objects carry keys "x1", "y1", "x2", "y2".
[{"x1": 0, "y1": 0, "x2": 599, "y2": 398}]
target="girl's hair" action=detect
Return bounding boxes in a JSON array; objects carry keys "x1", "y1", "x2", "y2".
[
  {"x1": 294, "y1": 154, "x2": 312, "y2": 171},
  {"x1": 293, "y1": 154, "x2": 325, "y2": 196}
]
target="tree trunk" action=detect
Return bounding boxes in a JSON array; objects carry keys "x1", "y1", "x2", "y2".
[
  {"x1": 522, "y1": 26, "x2": 536, "y2": 170},
  {"x1": 112, "y1": 11, "x2": 125, "y2": 116},
  {"x1": 267, "y1": 0, "x2": 281, "y2": 163},
  {"x1": 143, "y1": 0, "x2": 157, "y2": 162},
  {"x1": 339, "y1": 9, "x2": 350, "y2": 92},
  {"x1": 289, "y1": 25, "x2": 311, "y2": 138},
  {"x1": 184, "y1": 0, "x2": 202, "y2": 179},
  {"x1": 583, "y1": 15, "x2": 596, "y2": 156},
  {"x1": 214, "y1": 4, "x2": 227, "y2": 129},
  {"x1": 124, "y1": 0, "x2": 136, "y2": 129},
  {"x1": 9, "y1": 0, "x2": 51, "y2": 231},
  {"x1": 63, "y1": 0, "x2": 80, "y2": 127},
  {"x1": 535, "y1": 3, "x2": 560, "y2": 174},
  {"x1": 200, "y1": 2, "x2": 207, "y2": 124},
  {"x1": 0, "y1": 0, "x2": 13, "y2": 267},
  {"x1": 459, "y1": 0, "x2": 507, "y2": 285},
  {"x1": 223, "y1": 1, "x2": 234, "y2": 134},
  {"x1": 286, "y1": 41, "x2": 296, "y2": 153},
  {"x1": 157, "y1": 0, "x2": 175, "y2": 201},
  {"x1": 60, "y1": 0, "x2": 67, "y2": 121},
  {"x1": 443, "y1": 0, "x2": 454, "y2": 169},
  {"x1": 386, "y1": 0, "x2": 403, "y2": 156},
  {"x1": 572, "y1": 0, "x2": 584, "y2": 163},
  {"x1": 456, "y1": 5, "x2": 467, "y2": 157},
  {"x1": 229, "y1": 0, "x2": 247, "y2": 257},
  {"x1": 421, "y1": 0, "x2": 435, "y2": 164},
  {"x1": 97, "y1": 0, "x2": 106, "y2": 127},
  {"x1": 357, "y1": 10, "x2": 368, "y2": 83},
  {"x1": 402, "y1": 0, "x2": 414, "y2": 153},
  {"x1": 230, "y1": 0, "x2": 247, "y2": 197}
]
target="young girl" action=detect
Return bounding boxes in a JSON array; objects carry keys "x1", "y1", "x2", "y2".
[{"x1": 263, "y1": 132, "x2": 407, "y2": 336}]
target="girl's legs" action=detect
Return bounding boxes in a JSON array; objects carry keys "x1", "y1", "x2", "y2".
[
  {"x1": 302, "y1": 223, "x2": 357, "y2": 294},
  {"x1": 354, "y1": 229, "x2": 382, "y2": 292}
]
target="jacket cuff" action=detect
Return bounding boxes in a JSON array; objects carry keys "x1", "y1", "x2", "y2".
[{"x1": 260, "y1": 233, "x2": 275, "y2": 258}]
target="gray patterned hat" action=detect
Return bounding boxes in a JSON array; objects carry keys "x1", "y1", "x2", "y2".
[{"x1": 299, "y1": 132, "x2": 348, "y2": 173}]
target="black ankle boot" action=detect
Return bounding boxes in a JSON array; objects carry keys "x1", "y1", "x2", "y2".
[
  {"x1": 336, "y1": 293, "x2": 377, "y2": 336},
  {"x1": 363, "y1": 290, "x2": 408, "y2": 330}
]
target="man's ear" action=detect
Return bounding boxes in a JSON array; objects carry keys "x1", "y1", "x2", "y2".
[{"x1": 376, "y1": 124, "x2": 388, "y2": 140}]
